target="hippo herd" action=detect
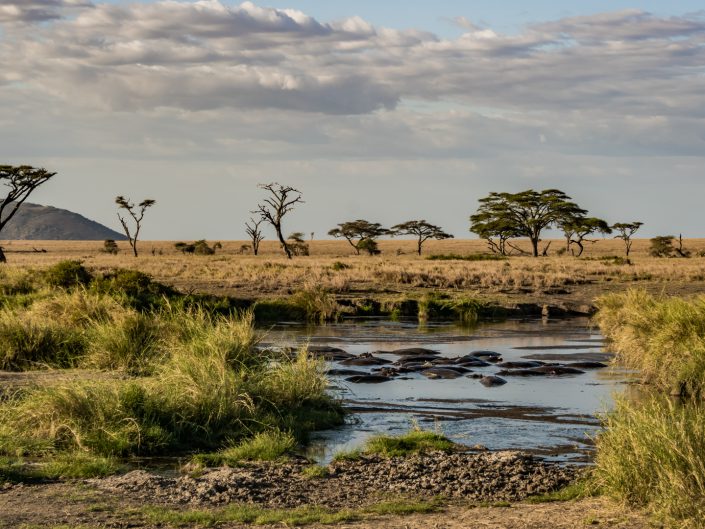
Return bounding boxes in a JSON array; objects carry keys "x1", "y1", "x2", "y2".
[{"x1": 305, "y1": 344, "x2": 608, "y2": 388}]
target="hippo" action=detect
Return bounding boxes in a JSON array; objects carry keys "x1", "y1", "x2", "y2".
[
  {"x1": 496, "y1": 361, "x2": 545, "y2": 369},
  {"x1": 384, "y1": 347, "x2": 441, "y2": 356},
  {"x1": 565, "y1": 362, "x2": 608, "y2": 369},
  {"x1": 433, "y1": 365, "x2": 472, "y2": 374},
  {"x1": 345, "y1": 374, "x2": 392, "y2": 384},
  {"x1": 396, "y1": 355, "x2": 439, "y2": 364},
  {"x1": 456, "y1": 357, "x2": 493, "y2": 367},
  {"x1": 421, "y1": 368, "x2": 462, "y2": 379},
  {"x1": 497, "y1": 366, "x2": 585, "y2": 377},
  {"x1": 469, "y1": 351, "x2": 503, "y2": 362},
  {"x1": 327, "y1": 368, "x2": 368, "y2": 376},
  {"x1": 480, "y1": 376, "x2": 508, "y2": 387},
  {"x1": 340, "y1": 353, "x2": 393, "y2": 366},
  {"x1": 307, "y1": 345, "x2": 354, "y2": 361}
]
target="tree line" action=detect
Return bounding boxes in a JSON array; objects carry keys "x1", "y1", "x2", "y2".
[{"x1": 0, "y1": 164, "x2": 691, "y2": 262}]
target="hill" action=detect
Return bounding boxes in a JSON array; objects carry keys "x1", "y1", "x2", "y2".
[{"x1": 0, "y1": 203, "x2": 126, "y2": 241}]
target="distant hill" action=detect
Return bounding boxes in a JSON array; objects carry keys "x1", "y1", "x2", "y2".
[{"x1": 0, "y1": 203, "x2": 127, "y2": 241}]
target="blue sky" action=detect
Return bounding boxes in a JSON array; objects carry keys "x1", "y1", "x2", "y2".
[{"x1": 1, "y1": 1, "x2": 704, "y2": 240}]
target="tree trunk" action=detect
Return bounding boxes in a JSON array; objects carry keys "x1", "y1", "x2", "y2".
[
  {"x1": 275, "y1": 225, "x2": 291, "y2": 259},
  {"x1": 576, "y1": 241, "x2": 585, "y2": 257},
  {"x1": 0, "y1": 247, "x2": 6, "y2": 263},
  {"x1": 531, "y1": 237, "x2": 539, "y2": 257},
  {"x1": 417, "y1": 238, "x2": 422, "y2": 256}
]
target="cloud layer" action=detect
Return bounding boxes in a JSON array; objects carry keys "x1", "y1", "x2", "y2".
[
  {"x1": 2, "y1": 1, "x2": 703, "y2": 118},
  {"x1": 1, "y1": 1, "x2": 704, "y2": 238}
]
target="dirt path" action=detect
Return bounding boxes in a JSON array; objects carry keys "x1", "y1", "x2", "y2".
[{"x1": 0, "y1": 483, "x2": 650, "y2": 529}]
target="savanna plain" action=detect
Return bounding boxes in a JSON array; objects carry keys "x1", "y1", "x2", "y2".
[{"x1": 2, "y1": 238, "x2": 705, "y2": 528}]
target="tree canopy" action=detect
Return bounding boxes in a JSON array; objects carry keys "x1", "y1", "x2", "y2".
[
  {"x1": 470, "y1": 189, "x2": 587, "y2": 257},
  {"x1": 0, "y1": 165, "x2": 56, "y2": 263},
  {"x1": 391, "y1": 220, "x2": 453, "y2": 255},
  {"x1": 328, "y1": 220, "x2": 388, "y2": 255}
]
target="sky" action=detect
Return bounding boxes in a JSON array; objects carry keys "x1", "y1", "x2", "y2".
[{"x1": 1, "y1": 0, "x2": 704, "y2": 240}]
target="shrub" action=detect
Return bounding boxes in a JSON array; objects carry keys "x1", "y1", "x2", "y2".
[
  {"x1": 363, "y1": 430, "x2": 455, "y2": 457},
  {"x1": 42, "y1": 260, "x2": 92, "y2": 289},
  {"x1": 426, "y1": 253, "x2": 506, "y2": 261},
  {"x1": 102, "y1": 239, "x2": 119, "y2": 255}
]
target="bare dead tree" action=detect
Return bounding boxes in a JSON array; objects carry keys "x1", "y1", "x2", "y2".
[
  {"x1": 254, "y1": 183, "x2": 303, "y2": 259},
  {"x1": 115, "y1": 196, "x2": 156, "y2": 257},
  {"x1": 245, "y1": 217, "x2": 265, "y2": 256},
  {"x1": 0, "y1": 165, "x2": 56, "y2": 263}
]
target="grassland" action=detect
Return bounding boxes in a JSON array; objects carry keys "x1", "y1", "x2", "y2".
[{"x1": 4, "y1": 239, "x2": 705, "y2": 315}]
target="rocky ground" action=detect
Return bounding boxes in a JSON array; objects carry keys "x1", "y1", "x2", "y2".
[
  {"x1": 91, "y1": 451, "x2": 577, "y2": 508},
  {"x1": 0, "y1": 450, "x2": 624, "y2": 528}
]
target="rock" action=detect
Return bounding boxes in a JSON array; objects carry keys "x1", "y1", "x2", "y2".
[{"x1": 480, "y1": 375, "x2": 508, "y2": 387}]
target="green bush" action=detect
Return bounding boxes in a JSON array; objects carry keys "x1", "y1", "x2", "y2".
[{"x1": 42, "y1": 260, "x2": 92, "y2": 289}]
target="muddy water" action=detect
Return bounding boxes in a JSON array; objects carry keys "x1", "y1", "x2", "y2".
[{"x1": 263, "y1": 317, "x2": 631, "y2": 465}]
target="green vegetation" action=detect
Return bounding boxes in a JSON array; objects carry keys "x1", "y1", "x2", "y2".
[
  {"x1": 525, "y1": 478, "x2": 598, "y2": 504},
  {"x1": 594, "y1": 396, "x2": 705, "y2": 527},
  {"x1": 595, "y1": 289, "x2": 705, "y2": 528},
  {"x1": 334, "y1": 428, "x2": 456, "y2": 461},
  {"x1": 193, "y1": 430, "x2": 296, "y2": 467},
  {"x1": 417, "y1": 292, "x2": 502, "y2": 324},
  {"x1": 0, "y1": 263, "x2": 343, "y2": 476},
  {"x1": 364, "y1": 430, "x2": 455, "y2": 457},
  {"x1": 142, "y1": 498, "x2": 439, "y2": 527},
  {"x1": 301, "y1": 464, "x2": 329, "y2": 479},
  {"x1": 595, "y1": 289, "x2": 705, "y2": 396}
]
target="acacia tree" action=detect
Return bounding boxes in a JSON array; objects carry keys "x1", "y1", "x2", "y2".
[
  {"x1": 328, "y1": 220, "x2": 388, "y2": 255},
  {"x1": 469, "y1": 215, "x2": 521, "y2": 256},
  {"x1": 255, "y1": 183, "x2": 303, "y2": 259},
  {"x1": 562, "y1": 217, "x2": 612, "y2": 257},
  {"x1": 115, "y1": 196, "x2": 156, "y2": 257},
  {"x1": 612, "y1": 222, "x2": 643, "y2": 257},
  {"x1": 0, "y1": 165, "x2": 56, "y2": 263},
  {"x1": 470, "y1": 189, "x2": 586, "y2": 257},
  {"x1": 391, "y1": 220, "x2": 453, "y2": 255},
  {"x1": 244, "y1": 217, "x2": 265, "y2": 256}
]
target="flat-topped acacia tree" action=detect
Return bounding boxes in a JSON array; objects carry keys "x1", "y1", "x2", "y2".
[
  {"x1": 328, "y1": 220, "x2": 388, "y2": 255},
  {"x1": 391, "y1": 220, "x2": 453, "y2": 255},
  {"x1": 613, "y1": 222, "x2": 643, "y2": 257},
  {"x1": 115, "y1": 196, "x2": 156, "y2": 257},
  {"x1": 0, "y1": 165, "x2": 56, "y2": 263},
  {"x1": 470, "y1": 189, "x2": 587, "y2": 257}
]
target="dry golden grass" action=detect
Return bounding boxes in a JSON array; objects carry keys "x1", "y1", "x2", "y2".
[{"x1": 4, "y1": 239, "x2": 705, "y2": 308}]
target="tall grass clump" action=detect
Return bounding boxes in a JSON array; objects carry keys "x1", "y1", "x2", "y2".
[
  {"x1": 595, "y1": 289, "x2": 705, "y2": 396},
  {"x1": 291, "y1": 286, "x2": 339, "y2": 322},
  {"x1": 84, "y1": 313, "x2": 164, "y2": 375},
  {"x1": 0, "y1": 309, "x2": 86, "y2": 370},
  {"x1": 594, "y1": 395, "x2": 705, "y2": 527},
  {"x1": 0, "y1": 310, "x2": 342, "y2": 459}
]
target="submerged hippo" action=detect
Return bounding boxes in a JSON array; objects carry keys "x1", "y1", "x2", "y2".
[
  {"x1": 565, "y1": 361, "x2": 608, "y2": 369},
  {"x1": 469, "y1": 351, "x2": 503, "y2": 362},
  {"x1": 345, "y1": 374, "x2": 392, "y2": 384},
  {"x1": 480, "y1": 375, "x2": 508, "y2": 387},
  {"x1": 327, "y1": 368, "x2": 368, "y2": 376},
  {"x1": 396, "y1": 355, "x2": 439, "y2": 364},
  {"x1": 456, "y1": 357, "x2": 493, "y2": 367},
  {"x1": 421, "y1": 368, "x2": 462, "y2": 379},
  {"x1": 340, "y1": 353, "x2": 392, "y2": 366},
  {"x1": 307, "y1": 345, "x2": 354, "y2": 361},
  {"x1": 497, "y1": 366, "x2": 585, "y2": 377},
  {"x1": 496, "y1": 361, "x2": 545, "y2": 369},
  {"x1": 384, "y1": 347, "x2": 441, "y2": 356}
]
